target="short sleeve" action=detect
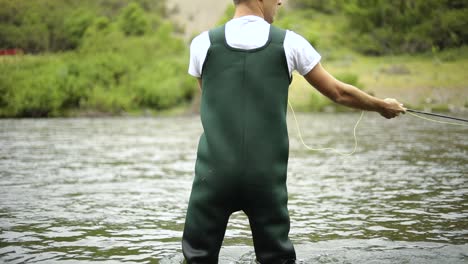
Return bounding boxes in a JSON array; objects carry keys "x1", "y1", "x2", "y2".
[
  {"x1": 284, "y1": 30, "x2": 321, "y2": 76},
  {"x1": 188, "y1": 31, "x2": 211, "y2": 78}
]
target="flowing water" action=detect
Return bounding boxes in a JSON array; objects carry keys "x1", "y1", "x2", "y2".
[{"x1": 0, "y1": 113, "x2": 467, "y2": 263}]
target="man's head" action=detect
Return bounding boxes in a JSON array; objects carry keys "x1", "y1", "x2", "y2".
[{"x1": 233, "y1": 0, "x2": 283, "y2": 24}]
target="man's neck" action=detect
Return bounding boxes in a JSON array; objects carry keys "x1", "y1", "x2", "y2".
[{"x1": 233, "y1": 3, "x2": 264, "y2": 20}]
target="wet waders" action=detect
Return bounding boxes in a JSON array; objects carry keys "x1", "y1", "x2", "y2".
[{"x1": 182, "y1": 25, "x2": 296, "y2": 264}]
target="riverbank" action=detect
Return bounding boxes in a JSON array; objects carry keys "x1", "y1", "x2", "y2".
[
  {"x1": 1, "y1": 2, "x2": 467, "y2": 118},
  {"x1": 2, "y1": 49, "x2": 466, "y2": 118}
]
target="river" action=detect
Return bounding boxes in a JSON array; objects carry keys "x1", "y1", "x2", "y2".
[{"x1": 0, "y1": 113, "x2": 467, "y2": 263}]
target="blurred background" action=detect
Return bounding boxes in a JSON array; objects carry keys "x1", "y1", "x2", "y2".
[{"x1": 0, "y1": 0, "x2": 467, "y2": 118}]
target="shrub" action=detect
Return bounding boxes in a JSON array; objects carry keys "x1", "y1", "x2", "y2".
[
  {"x1": 342, "y1": 0, "x2": 468, "y2": 54},
  {"x1": 132, "y1": 58, "x2": 195, "y2": 110},
  {"x1": 334, "y1": 72, "x2": 364, "y2": 89},
  {"x1": 308, "y1": 90, "x2": 333, "y2": 112},
  {"x1": 289, "y1": 0, "x2": 344, "y2": 14},
  {"x1": 119, "y1": 2, "x2": 150, "y2": 36},
  {"x1": 80, "y1": 85, "x2": 132, "y2": 113},
  {"x1": 9, "y1": 67, "x2": 62, "y2": 117}
]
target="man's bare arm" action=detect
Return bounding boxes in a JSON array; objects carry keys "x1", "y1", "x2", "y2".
[
  {"x1": 304, "y1": 63, "x2": 406, "y2": 119},
  {"x1": 197, "y1": 78, "x2": 202, "y2": 91}
]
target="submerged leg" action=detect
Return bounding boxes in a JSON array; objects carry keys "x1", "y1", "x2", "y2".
[
  {"x1": 244, "y1": 185, "x2": 296, "y2": 264},
  {"x1": 182, "y1": 176, "x2": 232, "y2": 263}
]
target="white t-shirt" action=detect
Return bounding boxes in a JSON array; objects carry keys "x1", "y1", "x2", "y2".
[{"x1": 188, "y1": 15, "x2": 321, "y2": 78}]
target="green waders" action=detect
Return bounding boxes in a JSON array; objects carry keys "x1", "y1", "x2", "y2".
[{"x1": 182, "y1": 24, "x2": 296, "y2": 264}]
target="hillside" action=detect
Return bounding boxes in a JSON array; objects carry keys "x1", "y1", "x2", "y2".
[{"x1": 166, "y1": 0, "x2": 232, "y2": 38}]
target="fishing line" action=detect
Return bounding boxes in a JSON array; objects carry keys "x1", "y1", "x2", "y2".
[
  {"x1": 288, "y1": 100, "x2": 468, "y2": 156},
  {"x1": 288, "y1": 99, "x2": 364, "y2": 156}
]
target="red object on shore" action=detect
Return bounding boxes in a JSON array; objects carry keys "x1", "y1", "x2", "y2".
[{"x1": 0, "y1": 49, "x2": 22, "y2": 56}]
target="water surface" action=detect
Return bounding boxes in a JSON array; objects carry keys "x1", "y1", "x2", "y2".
[{"x1": 0, "y1": 113, "x2": 467, "y2": 263}]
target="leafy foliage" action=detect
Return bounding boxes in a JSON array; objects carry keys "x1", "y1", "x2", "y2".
[
  {"x1": 119, "y1": 2, "x2": 150, "y2": 36},
  {"x1": 289, "y1": 0, "x2": 345, "y2": 14},
  {"x1": 342, "y1": 0, "x2": 468, "y2": 54},
  {"x1": 0, "y1": 0, "x2": 166, "y2": 52},
  {"x1": 0, "y1": 1, "x2": 195, "y2": 117},
  {"x1": 288, "y1": 0, "x2": 468, "y2": 55}
]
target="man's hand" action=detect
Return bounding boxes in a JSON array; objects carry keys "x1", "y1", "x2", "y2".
[{"x1": 379, "y1": 98, "x2": 406, "y2": 119}]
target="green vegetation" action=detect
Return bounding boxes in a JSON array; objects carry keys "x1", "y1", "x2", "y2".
[
  {"x1": 290, "y1": 0, "x2": 468, "y2": 55},
  {"x1": 289, "y1": 49, "x2": 468, "y2": 112},
  {"x1": 0, "y1": 0, "x2": 195, "y2": 117},
  {"x1": 0, "y1": 0, "x2": 467, "y2": 117},
  {"x1": 0, "y1": 0, "x2": 166, "y2": 52},
  {"x1": 279, "y1": 2, "x2": 468, "y2": 112}
]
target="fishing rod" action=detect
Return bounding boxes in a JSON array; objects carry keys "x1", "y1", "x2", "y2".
[{"x1": 406, "y1": 109, "x2": 468, "y2": 123}]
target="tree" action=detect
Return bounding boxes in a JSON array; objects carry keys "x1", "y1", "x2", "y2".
[
  {"x1": 342, "y1": 0, "x2": 468, "y2": 54},
  {"x1": 289, "y1": 0, "x2": 346, "y2": 14},
  {"x1": 118, "y1": 2, "x2": 149, "y2": 36}
]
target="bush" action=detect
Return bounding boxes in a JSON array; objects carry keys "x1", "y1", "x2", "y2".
[
  {"x1": 289, "y1": 0, "x2": 344, "y2": 14},
  {"x1": 308, "y1": 90, "x2": 333, "y2": 112},
  {"x1": 118, "y1": 2, "x2": 150, "y2": 36},
  {"x1": 6, "y1": 64, "x2": 63, "y2": 117},
  {"x1": 63, "y1": 10, "x2": 95, "y2": 50},
  {"x1": 342, "y1": 0, "x2": 468, "y2": 54},
  {"x1": 334, "y1": 72, "x2": 364, "y2": 89},
  {"x1": 0, "y1": 0, "x2": 168, "y2": 53},
  {"x1": 132, "y1": 58, "x2": 195, "y2": 110},
  {"x1": 80, "y1": 85, "x2": 133, "y2": 113},
  {"x1": 0, "y1": 0, "x2": 197, "y2": 117}
]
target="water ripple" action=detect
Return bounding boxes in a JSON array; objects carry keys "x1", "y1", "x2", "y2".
[{"x1": 1, "y1": 114, "x2": 467, "y2": 263}]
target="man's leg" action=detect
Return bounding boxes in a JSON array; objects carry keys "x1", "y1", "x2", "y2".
[
  {"x1": 244, "y1": 185, "x2": 296, "y2": 264},
  {"x1": 182, "y1": 178, "x2": 231, "y2": 263}
]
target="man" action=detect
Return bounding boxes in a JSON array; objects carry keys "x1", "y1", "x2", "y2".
[{"x1": 182, "y1": 0, "x2": 406, "y2": 263}]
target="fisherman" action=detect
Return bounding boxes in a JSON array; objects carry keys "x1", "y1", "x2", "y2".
[{"x1": 182, "y1": 0, "x2": 406, "y2": 263}]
